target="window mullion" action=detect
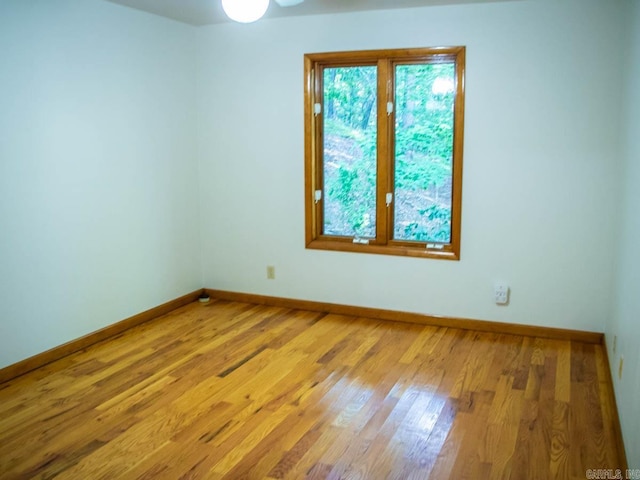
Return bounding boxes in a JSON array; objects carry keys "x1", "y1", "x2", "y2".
[{"x1": 375, "y1": 59, "x2": 392, "y2": 246}]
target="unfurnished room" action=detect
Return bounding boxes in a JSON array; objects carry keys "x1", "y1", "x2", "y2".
[{"x1": 0, "y1": 0, "x2": 639, "y2": 478}]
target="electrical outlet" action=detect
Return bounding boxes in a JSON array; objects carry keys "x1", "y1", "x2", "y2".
[
  {"x1": 494, "y1": 283, "x2": 509, "y2": 305},
  {"x1": 613, "y1": 335, "x2": 617, "y2": 354},
  {"x1": 266, "y1": 265, "x2": 275, "y2": 280},
  {"x1": 618, "y1": 355, "x2": 624, "y2": 380}
]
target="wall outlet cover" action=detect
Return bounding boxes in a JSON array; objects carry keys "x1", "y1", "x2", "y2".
[{"x1": 494, "y1": 283, "x2": 509, "y2": 305}]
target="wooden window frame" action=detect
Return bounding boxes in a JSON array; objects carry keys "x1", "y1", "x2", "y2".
[{"x1": 304, "y1": 47, "x2": 466, "y2": 260}]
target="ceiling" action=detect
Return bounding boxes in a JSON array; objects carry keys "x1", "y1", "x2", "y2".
[{"x1": 104, "y1": 0, "x2": 519, "y2": 26}]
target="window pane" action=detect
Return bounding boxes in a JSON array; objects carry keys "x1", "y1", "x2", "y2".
[
  {"x1": 393, "y1": 63, "x2": 455, "y2": 243},
  {"x1": 322, "y1": 66, "x2": 377, "y2": 238}
]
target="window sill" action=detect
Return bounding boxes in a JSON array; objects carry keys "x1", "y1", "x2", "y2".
[{"x1": 305, "y1": 239, "x2": 459, "y2": 261}]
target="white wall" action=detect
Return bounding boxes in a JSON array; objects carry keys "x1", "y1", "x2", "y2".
[
  {"x1": 197, "y1": 0, "x2": 625, "y2": 332},
  {"x1": 0, "y1": 0, "x2": 201, "y2": 368},
  {"x1": 608, "y1": 0, "x2": 640, "y2": 468}
]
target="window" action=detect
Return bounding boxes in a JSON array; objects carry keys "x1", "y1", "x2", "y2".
[{"x1": 304, "y1": 47, "x2": 465, "y2": 260}]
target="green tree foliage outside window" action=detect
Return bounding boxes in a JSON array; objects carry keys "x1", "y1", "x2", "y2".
[
  {"x1": 394, "y1": 63, "x2": 455, "y2": 243},
  {"x1": 323, "y1": 66, "x2": 377, "y2": 238},
  {"x1": 322, "y1": 63, "x2": 455, "y2": 242}
]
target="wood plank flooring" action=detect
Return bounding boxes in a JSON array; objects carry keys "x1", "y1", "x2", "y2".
[{"x1": 0, "y1": 300, "x2": 625, "y2": 479}]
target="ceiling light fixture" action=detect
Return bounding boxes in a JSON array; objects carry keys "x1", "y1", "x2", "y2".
[{"x1": 222, "y1": 0, "x2": 270, "y2": 23}]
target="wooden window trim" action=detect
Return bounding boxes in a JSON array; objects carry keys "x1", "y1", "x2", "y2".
[{"x1": 304, "y1": 47, "x2": 465, "y2": 260}]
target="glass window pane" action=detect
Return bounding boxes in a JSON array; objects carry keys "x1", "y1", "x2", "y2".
[
  {"x1": 393, "y1": 63, "x2": 455, "y2": 243},
  {"x1": 322, "y1": 66, "x2": 377, "y2": 238}
]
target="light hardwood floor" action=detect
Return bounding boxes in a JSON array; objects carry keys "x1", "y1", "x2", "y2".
[{"x1": 0, "y1": 300, "x2": 625, "y2": 479}]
